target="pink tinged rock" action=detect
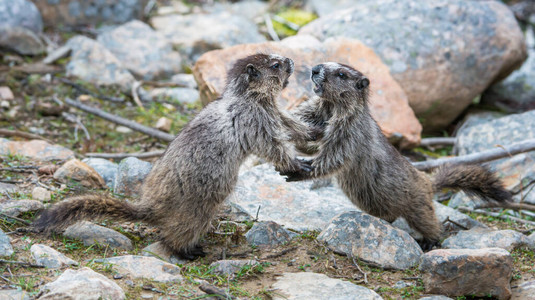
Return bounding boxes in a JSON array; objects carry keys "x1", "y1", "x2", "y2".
[
  {"x1": 32, "y1": 186, "x2": 51, "y2": 202},
  {"x1": 0, "y1": 138, "x2": 74, "y2": 161},
  {"x1": 53, "y1": 159, "x2": 106, "y2": 189},
  {"x1": 192, "y1": 35, "x2": 421, "y2": 148},
  {"x1": 511, "y1": 280, "x2": 535, "y2": 300},
  {"x1": 419, "y1": 248, "x2": 513, "y2": 300},
  {"x1": 0, "y1": 86, "x2": 14, "y2": 101}
]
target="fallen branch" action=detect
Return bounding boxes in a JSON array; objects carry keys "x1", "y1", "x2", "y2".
[
  {"x1": 0, "y1": 212, "x2": 31, "y2": 225},
  {"x1": 199, "y1": 284, "x2": 234, "y2": 300},
  {"x1": 131, "y1": 81, "x2": 145, "y2": 110},
  {"x1": 0, "y1": 129, "x2": 52, "y2": 143},
  {"x1": 63, "y1": 97, "x2": 175, "y2": 142},
  {"x1": 0, "y1": 259, "x2": 45, "y2": 268},
  {"x1": 58, "y1": 78, "x2": 124, "y2": 103},
  {"x1": 264, "y1": 14, "x2": 280, "y2": 41},
  {"x1": 458, "y1": 207, "x2": 535, "y2": 226},
  {"x1": 272, "y1": 15, "x2": 300, "y2": 31},
  {"x1": 85, "y1": 150, "x2": 164, "y2": 160},
  {"x1": 413, "y1": 139, "x2": 535, "y2": 171},
  {"x1": 349, "y1": 254, "x2": 368, "y2": 284},
  {"x1": 419, "y1": 137, "x2": 455, "y2": 148},
  {"x1": 474, "y1": 201, "x2": 535, "y2": 212}
]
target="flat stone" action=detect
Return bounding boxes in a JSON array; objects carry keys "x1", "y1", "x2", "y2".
[
  {"x1": 210, "y1": 259, "x2": 259, "y2": 276},
  {"x1": 318, "y1": 211, "x2": 423, "y2": 270},
  {"x1": 299, "y1": 0, "x2": 526, "y2": 132},
  {"x1": 230, "y1": 164, "x2": 355, "y2": 232},
  {"x1": 0, "y1": 229, "x2": 14, "y2": 257},
  {"x1": 30, "y1": 244, "x2": 78, "y2": 269},
  {"x1": 53, "y1": 159, "x2": 106, "y2": 189},
  {"x1": 0, "y1": 199, "x2": 44, "y2": 217},
  {"x1": 31, "y1": 186, "x2": 51, "y2": 202},
  {"x1": 39, "y1": 267, "x2": 125, "y2": 300},
  {"x1": 64, "y1": 221, "x2": 133, "y2": 250},
  {"x1": 0, "y1": 138, "x2": 74, "y2": 161},
  {"x1": 0, "y1": 86, "x2": 14, "y2": 101},
  {"x1": 442, "y1": 227, "x2": 530, "y2": 252},
  {"x1": 193, "y1": 35, "x2": 422, "y2": 148},
  {"x1": 0, "y1": 182, "x2": 18, "y2": 194},
  {"x1": 113, "y1": 157, "x2": 152, "y2": 197},
  {"x1": 170, "y1": 73, "x2": 198, "y2": 89},
  {"x1": 81, "y1": 158, "x2": 118, "y2": 189},
  {"x1": 95, "y1": 255, "x2": 183, "y2": 283},
  {"x1": 0, "y1": 289, "x2": 30, "y2": 300},
  {"x1": 271, "y1": 272, "x2": 383, "y2": 300},
  {"x1": 245, "y1": 221, "x2": 296, "y2": 247},
  {"x1": 419, "y1": 248, "x2": 513, "y2": 300},
  {"x1": 97, "y1": 20, "x2": 183, "y2": 80},
  {"x1": 142, "y1": 242, "x2": 186, "y2": 265},
  {"x1": 149, "y1": 87, "x2": 199, "y2": 105},
  {"x1": 511, "y1": 280, "x2": 535, "y2": 300}
]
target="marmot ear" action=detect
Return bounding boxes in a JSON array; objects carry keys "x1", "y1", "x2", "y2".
[
  {"x1": 247, "y1": 64, "x2": 259, "y2": 78},
  {"x1": 356, "y1": 77, "x2": 370, "y2": 90}
]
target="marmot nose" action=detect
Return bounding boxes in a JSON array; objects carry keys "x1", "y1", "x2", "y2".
[{"x1": 311, "y1": 65, "x2": 323, "y2": 75}]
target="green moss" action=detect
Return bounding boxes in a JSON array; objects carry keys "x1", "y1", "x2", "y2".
[{"x1": 272, "y1": 9, "x2": 317, "y2": 37}]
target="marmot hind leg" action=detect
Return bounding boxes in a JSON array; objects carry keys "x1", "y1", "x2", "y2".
[{"x1": 402, "y1": 201, "x2": 442, "y2": 251}]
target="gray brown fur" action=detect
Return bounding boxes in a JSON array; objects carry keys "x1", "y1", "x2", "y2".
[
  {"x1": 289, "y1": 62, "x2": 512, "y2": 247},
  {"x1": 34, "y1": 54, "x2": 312, "y2": 257}
]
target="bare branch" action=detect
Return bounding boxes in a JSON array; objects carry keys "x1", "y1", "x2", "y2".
[
  {"x1": 419, "y1": 137, "x2": 455, "y2": 148},
  {"x1": 413, "y1": 139, "x2": 535, "y2": 171},
  {"x1": 264, "y1": 14, "x2": 280, "y2": 41},
  {"x1": 63, "y1": 97, "x2": 175, "y2": 142},
  {"x1": 199, "y1": 283, "x2": 235, "y2": 300},
  {"x1": 0, "y1": 259, "x2": 45, "y2": 268},
  {"x1": 0, "y1": 129, "x2": 52, "y2": 143},
  {"x1": 84, "y1": 150, "x2": 164, "y2": 160},
  {"x1": 131, "y1": 81, "x2": 145, "y2": 110},
  {"x1": 474, "y1": 201, "x2": 535, "y2": 212},
  {"x1": 457, "y1": 207, "x2": 535, "y2": 226}
]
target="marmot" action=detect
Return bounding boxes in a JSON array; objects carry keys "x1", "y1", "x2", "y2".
[
  {"x1": 34, "y1": 54, "x2": 313, "y2": 258},
  {"x1": 282, "y1": 62, "x2": 512, "y2": 249}
]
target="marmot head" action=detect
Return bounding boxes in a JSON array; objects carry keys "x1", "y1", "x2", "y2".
[
  {"x1": 226, "y1": 54, "x2": 294, "y2": 97},
  {"x1": 311, "y1": 62, "x2": 370, "y2": 104}
]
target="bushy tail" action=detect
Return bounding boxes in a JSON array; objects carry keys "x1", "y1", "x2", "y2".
[
  {"x1": 33, "y1": 194, "x2": 150, "y2": 233},
  {"x1": 432, "y1": 164, "x2": 512, "y2": 202}
]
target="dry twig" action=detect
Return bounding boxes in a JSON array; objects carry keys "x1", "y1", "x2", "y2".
[
  {"x1": 349, "y1": 254, "x2": 368, "y2": 284},
  {"x1": 419, "y1": 137, "x2": 455, "y2": 148},
  {"x1": 0, "y1": 212, "x2": 31, "y2": 225},
  {"x1": 457, "y1": 207, "x2": 535, "y2": 226},
  {"x1": 131, "y1": 81, "x2": 145, "y2": 110},
  {"x1": 0, "y1": 259, "x2": 45, "y2": 268},
  {"x1": 199, "y1": 283, "x2": 234, "y2": 300},
  {"x1": 264, "y1": 14, "x2": 280, "y2": 41},
  {"x1": 58, "y1": 78, "x2": 124, "y2": 102},
  {"x1": 0, "y1": 129, "x2": 51, "y2": 143}
]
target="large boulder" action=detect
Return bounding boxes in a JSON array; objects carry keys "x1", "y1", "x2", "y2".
[
  {"x1": 299, "y1": 0, "x2": 527, "y2": 132},
  {"x1": 193, "y1": 35, "x2": 422, "y2": 148},
  {"x1": 0, "y1": 0, "x2": 45, "y2": 55}
]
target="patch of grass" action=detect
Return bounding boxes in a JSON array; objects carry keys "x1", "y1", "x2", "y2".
[
  {"x1": 272, "y1": 9, "x2": 317, "y2": 37},
  {"x1": 15, "y1": 276, "x2": 39, "y2": 294}
]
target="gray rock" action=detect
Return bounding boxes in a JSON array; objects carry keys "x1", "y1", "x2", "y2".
[
  {"x1": 39, "y1": 267, "x2": 125, "y2": 300},
  {"x1": 0, "y1": 182, "x2": 18, "y2": 194},
  {"x1": 94, "y1": 255, "x2": 183, "y2": 283},
  {"x1": 529, "y1": 232, "x2": 535, "y2": 250},
  {"x1": 306, "y1": 0, "x2": 356, "y2": 17},
  {"x1": 65, "y1": 35, "x2": 135, "y2": 93},
  {"x1": 0, "y1": 26, "x2": 45, "y2": 55},
  {"x1": 97, "y1": 20, "x2": 183, "y2": 80},
  {"x1": 230, "y1": 164, "x2": 355, "y2": 232},
  {"x1": 0, "y1": 138, "x2": 74, "y2": 161},
  {"x1": 30, "y1": 244, "x2": 78, "y2": 269},
  {"x1": 318, "y1": 211, "x2": 423, "y2": 270},
  {"x1": 0, "y1": 229, "x2": 14, "y2": 257},
  {"x1": 442, "y1": 228, "x2": 529, "y2": 252},
  {"x1": 0, "y1": 199, "x2": 44, "y2": 217},
  {"x1": 299, "y1": 0, "x2": 526, "y2": 131},
  {"x1": 511, "y1": 280, "x2": 535, "y2": 300},
  {"x1": 142, "y1": 242, "x2": 187, "y2": 265},
  {"x1": 82, "y1": 157, "x2": 118, "y2": 189},
  {"x1": 0, "y1": 0, "x2": 44, "y2": 55},
  {"x1": 33, "y1": 0, "x2": 148, "y2": 27},
  {"x1": 271, "y1": 272, "x2": 383, "y2": 300},
  {"x1": 64, "y1": 221, "x2": 133, "y2": 250},
  {"x1": 205, "y1": 0, "x2": 269, "y2": 21},
  {"x1": 420, "y1": 248, "x2": 513, "y2": 300},
  {"x1": 0, "y1": 289, "x2": 30, "y2": 300},
  {"x1": 149, "y1": 87, "x2": 199, "y2": 104},
  {"x1": 209, "y1": 259, "x2": 259, "y2": 276},
  {"x1": 32, "y1": 186, "x2": 51, "y2": 202},
  {"x1": 452, "y1": 110, "x2": 505, "y2": 138},
  {"x1": 113, "y1": 157, "x2": 152, "y2": 197},
  {"x1": 245, "y1": 221, "x2": 296, "y2": 247},
  {"x1": 151, "y1": 12, "x2": 266, "y2": 62},
  {"x1": 170, "y1": 73, "x2": 198, "y2": 89}
]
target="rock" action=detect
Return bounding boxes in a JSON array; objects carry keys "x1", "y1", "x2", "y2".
[
  {"x1": 230, "y1": 164, "x2": 355, "y2": 232},
  {"x1": 193, "y1": 35, "x2": 422, "y2": 148},
  {"x1": 0, "y1": 138, "x2": 74, "y2": 161},
  {"x1": 82, "y1": 158, "x2": 118, "y2": 188},
  {"x1": 149, "y1": 87, "x2": 199, "y2": 104},
  {"x1": 442, "y1": 227, "x2": 529, "y2": 252},
  {"x1": 271, "y1": 272, "x2": 383, "y2": 300},
  {"x1": 97, "y1": 20, "x2": 183, "y2": 80},
  {"x1": 31, "y1": 186, "x2": 51, "y2": 202},
  {"x1": 0, "y1": 200, "x2": 44, "y2": 217},
  {"x1": 64, "y1": 221, "x2": 133, "y2": 250},
  {"x1": 113, "y1": 157, "x2": 152, "y2": 196},
  {"x1": 205, "y1": 0, "x2": 269, "y2": 21},
  {"x1": 33, "y1": 0, "x2": 148, "y2": 27},
  {"x1": 245, "y1": 221, "x2": 296, "y2": 247},
  {"x1": 451, "y1": 109, "x2": 505, "y2": 137},
  {"x1": 0, "y1": 289, "x2": 30, "y2": 300},
  {"x1": 299, "y1": 0, "x2": 526, "y2": 132},
  {"x1": 481, "y1": 27, "x2": 535, "y2": 113},
  {"x1": 419, "y1": 297, "x2": 453, "y2": 300},
  {"x1": 142, "y1": 242, "x2": 186, "y2": 265},
  {"x1": 209, "y1": 260, "x2": 259, "y2": 276},
  {"x1": 155, "y1": 117, "x2": 172, "y2": 132},
  {"x1": 53, "y1": 159, "x2": 106, "y2": 189},
  {"x1": 0, "y1": 229, "x2": 14, "y2": 257},
  {"x1": 318, "y1": 211, "x2": 423, "y2": 270},
  {"x1": 511, "y1": 280, "x2": 535, "y2": 300},
  {"x1": 170, "y1": 73, "x2": 198, "y2": 89},
  {"x1": 95, "y1": 255, "x2": 183, "y2": 283},
  {"x1": 306, "y1": 0, "x2": 355, "y2": 17},
  {"x1": 30, "y1": 244, "x2": 78, "y2": 269},
  {"x1": 39, "y1": 267, "x2": 125, "y2": 300},
  {"x1": 0, "y1": 0, "x2": 45, "y2": 55},
  {"x1": 0, "y1": 182, "x2": 18, "y2": 194},
  {"x1": 151, "y1": 12, "x2": 267, "y2": 62},
  {"x1": 0, "y1": 86, "x2": 14, "y2": 101},
  {"x1": 419, "y1": 248, "x2": 513, "y2": 300},
  {"x1": 529, "y1": 232, "x2": 535, "y2": 250},
  {"x1": 65, "y1": 35, "x2": 135, "y2": 93}
]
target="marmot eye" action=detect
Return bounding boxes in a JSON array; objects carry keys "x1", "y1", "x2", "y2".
[
  {"x1": 338, "y1": 72, "x2": 346, "y2": 79},
  {"x1": 271, "y1": 63, "x2": 280, "y2": 69}
]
